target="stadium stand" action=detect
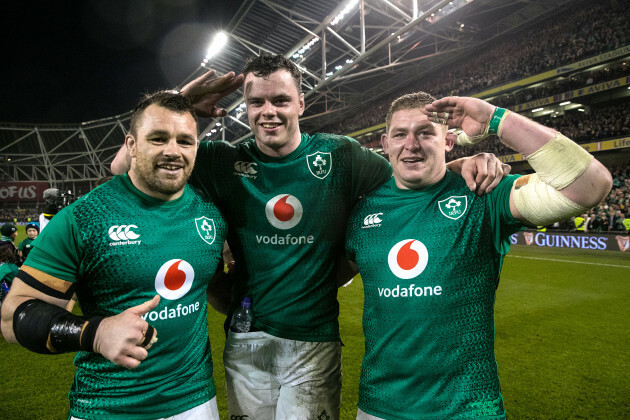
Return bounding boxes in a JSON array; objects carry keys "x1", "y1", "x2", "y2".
[
  {"x1": 312, "y1": 0, "x2": 630, "y2": 233},
  {"x1": 1, "y1": 1, "x2": 629, "y2": 419},
  {"x1": 1, "y1": 0, "x2": 628, "y2": 232},
  {"x1": 325, "y1": 0, "x2": 630, "y2": 145},
  {"x1": 0, "y1": 209, "x2": 39, "y2": 224}
]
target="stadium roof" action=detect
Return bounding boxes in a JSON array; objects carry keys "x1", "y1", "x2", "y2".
[{"x1": 0, "y1": 0, "x2": 577, "y2": 184}]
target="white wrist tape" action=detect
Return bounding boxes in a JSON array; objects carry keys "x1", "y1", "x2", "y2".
[
  {"x1": 454, "y1": 128, "x2": 489, "y2": 146},
  {"x1": 512, "y1": 174, "x2": 589, "y2": 226},
  {"x1": 526, "y1": 133, "x2": 593, "y2": 190},
  {"x1": 455, "y1": 107, "x2": 510, "y2": 146}
]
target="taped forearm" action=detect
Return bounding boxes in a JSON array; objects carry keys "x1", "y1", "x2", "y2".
[{"x1": 13, "y1": 299, "x2": 103, "y2": 354}]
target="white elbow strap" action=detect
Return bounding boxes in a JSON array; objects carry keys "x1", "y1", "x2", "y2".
[
  {"x1": 512, "y1": 174, "x2": 589, "y2": 226},
  {"x1": 526, "y1": 133, "x2": 593, "y2": 190}
]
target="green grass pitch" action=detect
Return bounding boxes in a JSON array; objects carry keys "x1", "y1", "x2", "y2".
[{"x1": 1, "y1": 241, "x2": 628, "y2": 419}]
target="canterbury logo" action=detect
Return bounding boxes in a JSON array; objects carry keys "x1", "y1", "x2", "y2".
[
  {"x1": 234, "y1": 161, "x2": 258, "y2": 174},
  {"x1": 108, "y1": 225, "x2": 140, "y2": 241},
  {"x1": 363, "y1": 213, "x2": 383, "y2": 226}
]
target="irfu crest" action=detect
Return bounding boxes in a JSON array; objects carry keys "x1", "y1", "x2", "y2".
[
  {"x1": 438, "y1": 196, "x2": 468, "y2": 220},
  {"x1": 195, "y1": 217, "x2": 216, "y2": 245},
  {"x1": 306, "y1": 151, "x2": 332, "y2": 179}
]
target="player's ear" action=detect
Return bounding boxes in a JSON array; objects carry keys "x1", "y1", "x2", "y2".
[
  {"x1": 125, "y1": 134, "x2": 137, "y2": 158},
  {"x1": 444, "y1": 131, "x2": 455, "y2": 152},
  {"x1": 381, "y1": 133, "x2": 390, "y2": 154},
  {"x1": 298, "y1": 92, "x2": 305, "y2": 117}
]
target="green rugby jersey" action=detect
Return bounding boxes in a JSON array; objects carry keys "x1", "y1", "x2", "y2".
[
  {"x1": 346, "y1": 171, "x2": 525, "y2": 419},
  {"x1": 18, "y1": 237, "x2": 35, "y2": 258},
  {"x1": 0, "y1": 262, "x2": 18, "y2": 284},
  {"x1": 24, "y1": 174, "x2": 227, "y2": 420},
  {"x1": 191, "y1": 133, "x2": 391, "y2": 341}
]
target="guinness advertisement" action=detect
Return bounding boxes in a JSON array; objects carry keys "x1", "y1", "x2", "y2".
[{"x1": 510, "y1": 230, "x2": 629, "y2": 252}]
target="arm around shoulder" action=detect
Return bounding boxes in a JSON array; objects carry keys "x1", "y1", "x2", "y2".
[{"x1": 111, "y1": 143, "x2": 131, "y2": 175}]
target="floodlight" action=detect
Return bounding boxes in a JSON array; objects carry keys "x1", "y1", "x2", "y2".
[
  {"x1": 206, "y1": 32, "x2": 228, "y2": 60},
  {"x1": 331, "y1": 0, "x2": 359, "y2": 26}
]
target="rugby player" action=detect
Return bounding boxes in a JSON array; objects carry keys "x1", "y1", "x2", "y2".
[
  {"x1": 112, "y1": 55, "x2": 510, "y2": 419},
  {"x1": 1, "y1": 92, "x2": 229, "y2": 419},
  {"x1": 345, "y1": 93, "x2": 612, "y2": 419}
]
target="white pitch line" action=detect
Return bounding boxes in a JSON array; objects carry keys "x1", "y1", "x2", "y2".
[{"x1": 506, "y1": 255, "x2": 630, "y2": 269}]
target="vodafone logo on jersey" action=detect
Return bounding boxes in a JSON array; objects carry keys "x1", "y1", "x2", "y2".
[
  {"x1": 265, "y1": 194, "x2": 303, "y2": 229},
  {"x1": 154, "y1": 259, "x2": 195, "y2": 300},
  {"x1": 387, "y1": 239, "x2": 429, "y2": 279}
]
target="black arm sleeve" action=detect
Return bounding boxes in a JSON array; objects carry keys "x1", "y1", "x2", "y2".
[{"x1": 13, "y1": 299, "x2": 102, "y2": 354}]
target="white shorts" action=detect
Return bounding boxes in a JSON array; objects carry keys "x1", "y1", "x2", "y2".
[
  {"x1": 70, "y1": 397, "x2": 219, "y2": 420},
  {"x1": 224, "y1": 330, "x2": 342, "y2": 420}
]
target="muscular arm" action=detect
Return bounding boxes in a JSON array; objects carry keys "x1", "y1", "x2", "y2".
[
  {"x1": 1, "y1": 277, "x2": 69, "y2": 343},
  {"x1": 497, "y1": 110, "x2": 611, "y2": 209},
  {"x1": 111, "y1": 143, "x2": 131, "y2": 175},
  {"x1": 1, "y1": 269, "x2": 159, "y2": 369},
  {"x1": 425, "y1": 97, "x2": 612, "y2": 224}
]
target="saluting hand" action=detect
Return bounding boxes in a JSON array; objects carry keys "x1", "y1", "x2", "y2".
[
  {"x1": 180, "y1": 70, "x2": 244, "y2": 118},
  {"x1": 424, "y1": 96, "x2": 496, "y2": 139}
]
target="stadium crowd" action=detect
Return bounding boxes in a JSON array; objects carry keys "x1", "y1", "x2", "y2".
[
  {"x1": 0, "y1": 208, "x2": 39, "y2": 224},
  {"x1": 318, "y1": 0, "x2": 630, "y2": 236},
  {"x1": 442, "y1": 101, "x2": 630, "y2": 161},
  {"x1": 492, "y1": 61, "x2": 630, "y2": 109},
  {"x1": 586, "y1": 164, "x2": 630, "y2": 233},
  {"x1": 325, "y1": 0, "x2": 629, "y2": 137}
]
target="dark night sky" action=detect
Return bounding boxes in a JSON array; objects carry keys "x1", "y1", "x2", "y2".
[{"x1": 1, "y1": 1, "x2": 242, "y2": 124}]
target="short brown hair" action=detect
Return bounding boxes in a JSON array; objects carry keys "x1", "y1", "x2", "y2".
[
  {"x1": 385, "y1": 92, "x2": 437, "y2": 132},
  {"x1": 129, "y1": 91, "x2": 196, "y2": 138},
  {"x1": 243, "y1": 52, "x2": 302, "y2": 94}
]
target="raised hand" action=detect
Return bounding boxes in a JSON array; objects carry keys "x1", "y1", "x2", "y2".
[
  {"x1": 93, "y1": 295, "x2": 160, "y2": 369},
  {"x1": 180, "y1": 70, "x2": 244, "y2": 118},
  {"x1": 424, "y1": 96, "x2": 496, "y2": 145}
]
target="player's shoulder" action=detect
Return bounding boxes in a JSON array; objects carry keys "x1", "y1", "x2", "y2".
[
  {"x1": 186, "y1": 182, "x2": 216, "y2": 205},
  {"x1": 62, "y1": 176, "x2": 125, "y2": 215},
  {"x1": 443, "y1": 169, "x2": 470, "y2": 188},
  {"x1": 353, "y1": 176, "x2": 393, "y2": 206},
  {"x1": 81, "y1": 175, "x2": 124, "y2": 200},
  {"x1": 306, "y1": 132, "x2": 362, "y2": 156},
  {"x1": 202, "y1": 139, "x2": 258, "y2": 160},
  {"x1": 310, "y1": 132, "x2": 357, "y2": 145},
  {"x1": 199, "y1": 139, "x2": 237, "y2": 156}
]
